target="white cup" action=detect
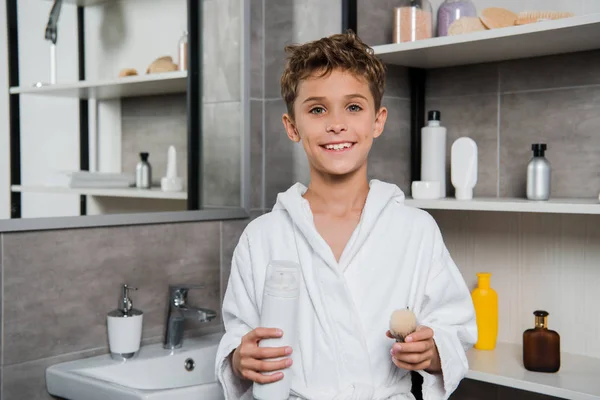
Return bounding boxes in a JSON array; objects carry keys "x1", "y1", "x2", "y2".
[{"x1": 411, "y1": 181, "x2": 442, "y2": 200}]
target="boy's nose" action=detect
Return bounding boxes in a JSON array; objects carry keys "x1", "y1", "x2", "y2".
[{"x1": 326, "y1": 123, "x2": 348, "y2": 134}]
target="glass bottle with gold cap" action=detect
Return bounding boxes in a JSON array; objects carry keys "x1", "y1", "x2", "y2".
[{"x1": 523, "y1": 310, "x2": 560, "y2": 372}]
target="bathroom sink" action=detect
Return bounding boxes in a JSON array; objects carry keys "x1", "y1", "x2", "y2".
[{"x1": 46, "y1": 332, "x2": 225, "y2": 400}]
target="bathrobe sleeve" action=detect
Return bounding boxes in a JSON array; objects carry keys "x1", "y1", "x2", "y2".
[
  {"x1": 416, "y1": 219, "x2": 478, "y2": 400},
  {"x1": 215, "y1": 231, "x2": 261, "y2": 399}
]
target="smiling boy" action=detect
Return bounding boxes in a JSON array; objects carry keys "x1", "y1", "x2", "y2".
[{"x1": 215, "y1": 31, "x2": 477, "y2": 399}]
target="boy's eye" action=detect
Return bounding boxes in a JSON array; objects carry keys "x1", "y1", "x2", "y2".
[
  {"x1": 348, "y1": 104, "x2": 362, "y2": 112},
  {"x1": 310, "y1": 107, "x2": 325, "y2": 114}
]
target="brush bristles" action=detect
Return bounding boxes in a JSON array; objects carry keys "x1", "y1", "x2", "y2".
[{"x1": 516, "y1": 11, "x2": 574, "y2": 25}]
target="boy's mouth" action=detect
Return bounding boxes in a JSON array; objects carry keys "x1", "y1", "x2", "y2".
[{"x1": 320, "y1": 142, "x2": 356, "y2": 152}]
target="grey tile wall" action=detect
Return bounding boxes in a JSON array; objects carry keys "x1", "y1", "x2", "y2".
[
  {"x1": 368, "y1": 98, "x2": 411, "y2": 193},
  {"x1": 251, "y1": 101, "x2": 264, "y2": 209},
  {"x1": 202, "y1": 0, "x2": 242, "y2": 103},
  {"x1": 499, "y1": 50, "x2": 600, "y2": 93},
  {"x1": 264, "y1": 0, "x2": 295, "y2": 99},
  {"x1": 251, "y1": 0, "x2": 264, "y2": 99},
  {"x1": 499, "y1": 87, "x2": 600, "y2": 198},
  {"x1": 202, "y1": 102, "x2": 243, "y2": 207},
  {"x1": 357, "y1": 0, "x2": 398, "y2": 46}
]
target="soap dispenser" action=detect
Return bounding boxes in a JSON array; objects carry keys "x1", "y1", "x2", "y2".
[{"x1": 107, "y1": 284, "x2": 143, "y2": 361}]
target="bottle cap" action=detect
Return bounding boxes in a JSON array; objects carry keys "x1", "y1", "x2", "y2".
[
  {"x1": 531, "y1": 143, "x2": 547, "y2": 157},
  {"x1": 428, "y1": 110, "x2": 441, "y2": 121},
  {"x1": 140, "y1": 152, "x2": 149, "y2": 161}
]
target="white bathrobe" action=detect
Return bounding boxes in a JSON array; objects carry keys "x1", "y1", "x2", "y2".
[{"x1": 215, "y1": 180, "x2": 477, "y2": 400}]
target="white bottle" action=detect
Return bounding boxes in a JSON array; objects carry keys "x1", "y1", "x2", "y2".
[
  {"x1": 451, "y1": 137, "x2": 478, "y2": 200},
  {"x1": 161, "y1": 145, "x2": 183, "y2": 192},
  {"x1": 253, "y1": 260, "x2": 301, "y2": 400},
  {"x1": 421, "y1": 110, "x2": 447, "y2": 198}
]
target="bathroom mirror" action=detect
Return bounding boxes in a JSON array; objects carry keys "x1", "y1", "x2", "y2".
[{"x1": 1, "y1": 0, "x2": 250, "y2": 231}]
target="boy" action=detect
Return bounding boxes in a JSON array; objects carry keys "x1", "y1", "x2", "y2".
[{"x1": 215, "y1": 31, "x2": 477, "y2": 399}]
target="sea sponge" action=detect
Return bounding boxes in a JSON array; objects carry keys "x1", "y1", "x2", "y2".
[{"x1": 389, "y1": 308, "x2": 417, "y2": 343}]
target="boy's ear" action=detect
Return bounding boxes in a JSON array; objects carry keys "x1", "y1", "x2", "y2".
[
  {"x1": 373, "y1": 106, "x2": 388, "y2": 139},
  {"x1": 283, "y1": 113, "x2": 301, "y2": 143}
]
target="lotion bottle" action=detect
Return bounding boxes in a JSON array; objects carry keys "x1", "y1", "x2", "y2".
[
  {"x1": 471, "y1": 273, "x2": 498, "y2": 350},
  {"x1": 421, "y1": 110, "x2": 447, "y2": 198},
  {"x1": 253, "y1": 260, "x2": 301, "y2": 400},
  {"x1": 451, "y1": 137, "x2": 478, "y2": 200}
]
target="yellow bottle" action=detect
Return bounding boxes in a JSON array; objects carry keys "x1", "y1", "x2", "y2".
[{"x1": 471, "y1": 272, "x2": 498, "y2": 350}]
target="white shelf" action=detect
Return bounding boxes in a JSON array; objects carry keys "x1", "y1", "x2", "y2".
[
  {"x1": 11, "y1": 185, "x2": 187, "y2": 200},
  {"x1": 373, "y1": 14, "x2": 600, "y2": 68},
  {"x1": 467, "y1": 343, "x2": 600, "y2": 400},
  {"x1": 9, "y1": 71, "x2": 187, "y2": 100},
  {"x1": 43, "y1": 0, "x2": 109, "y2": 6},
  {"x1": 405, "y1": 197, "x2": 600, "y2": 215}
]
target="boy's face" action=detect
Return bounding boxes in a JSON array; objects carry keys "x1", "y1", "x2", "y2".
[{"x1": 282, "y1": 69, "x2": 387, "y2": 178}]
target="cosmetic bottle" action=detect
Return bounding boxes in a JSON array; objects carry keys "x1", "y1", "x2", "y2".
[
  {"x1": 421, "y1": 110, "x2": 447, "y2": 198},
  {"x1": 471, "y1": 272, "x2": 498, "y2": 350},
  {"x1": 523, "y1": 310, "x2": 560, "y2": 373},
  {"x1": 393, "y1": 0, "x2": 433, "y2": 43},
  {"x1": 451, "y1": 137, "x2": 478, "y2": 200},
  {"x1": 526, "y1": 144, "x2": 551, "y2": 200},
  {"x1": 136, "y1": 152, "x2": 152, "y2": 189},
  {"x1": 253, "y1": 261, "x2": 301, "y2": 400},
  {"x1": 178, "y1": 30, "x2": 188, "y2": 71}
]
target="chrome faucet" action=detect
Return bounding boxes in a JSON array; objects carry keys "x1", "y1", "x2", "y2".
[{"x1": 163, "y1": 284, "x2": 218, "y2": 349}]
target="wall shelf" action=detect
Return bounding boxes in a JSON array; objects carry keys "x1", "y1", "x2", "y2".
[
  {"x1": 405, "y1": 197, "x2": 600, "y2": 215},
  {"x1": 373, "y1": 14, "x2": 600, "y2": 69},
  {"x1": 11, "y1": 185, "x2": 187, "y2": 200},
  {"x1": 467, "y1": 343, "x2": 600, "y2": 400},
  {"x1": 9, "y1": 71, "x2": 187, "y2": 100},
  {"x1": 42, "y1": 0, "x2": 109, "y2": 6}
]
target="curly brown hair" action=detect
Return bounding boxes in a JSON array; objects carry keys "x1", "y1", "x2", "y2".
[{"x1": 280, "y1": 30, "x2": 386, "y2": 119}]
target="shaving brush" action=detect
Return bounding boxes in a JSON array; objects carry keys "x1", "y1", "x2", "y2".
[{"x1": 389, "y1": 308, "x2": 417, "y2": 343}]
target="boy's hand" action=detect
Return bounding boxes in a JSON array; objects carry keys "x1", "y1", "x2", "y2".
[
  {"x1": 386, "y1": 326, "x2": 441, "y2": 373},
  {"x1": 232, "y1": 328, "x2": 293, "y2": 384}
]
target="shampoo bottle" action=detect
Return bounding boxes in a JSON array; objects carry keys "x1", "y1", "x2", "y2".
[
  {"x1": 451, "y1": 137, "x2": 478, "y2": 200},
  {"x1": 253, "y1": 260, "x2": 301, "y2": 400},
  {"x1": 421, "y1": 110, "x2": 447, "y2": 198},
  {"x1": 471, "y1": 272, "x2": 498, "y2": 350}
]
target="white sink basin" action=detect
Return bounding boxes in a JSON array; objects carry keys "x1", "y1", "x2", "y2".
[{"x1": 46, "y1": 332, "x2": 226, "y2": 400}]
